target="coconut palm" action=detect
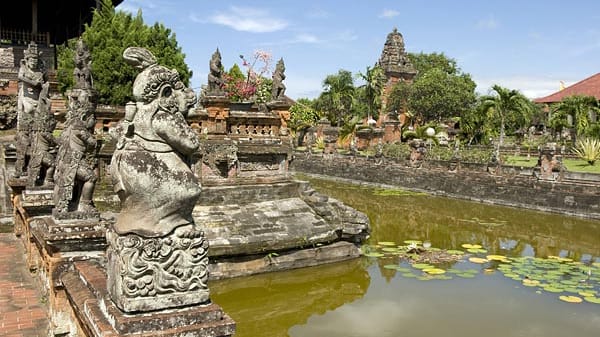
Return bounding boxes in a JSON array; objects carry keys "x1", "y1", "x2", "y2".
[
  {"x1": 552, "y1": 95, "x2": 600, "y2": 143},
  {"x1": 480, "y1": 85, "x2": 534, "y2": 148},
  {"x1": 357, "y1": 65, "x2": 386, "y2": 121},
  {"x1": 316, "y1": 70, "x2": 355, "y2": 127}
]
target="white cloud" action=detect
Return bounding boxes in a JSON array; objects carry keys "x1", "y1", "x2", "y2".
[
  {"x1": 474, "y1": 75, "x2": 576, "y2": 99},
  {"x1": 208, "y1": 6, "x2": 288, "y2": 33},
  {"x1": 307, "y1": 7, "x2": 329, "y2": 19},
  {"x1": 294, "y1": 33, "x2": 322, "y2": 44},
  {"x1": 476, "y1": 16, "x2": 499, "y2": 30},
  {"x1": 380, "y1": 9, "x2": 400, "y2": 18}
]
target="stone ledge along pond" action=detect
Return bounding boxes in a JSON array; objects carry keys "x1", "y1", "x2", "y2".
[{"x1": 209, "y1": 175, "x2": 600, "y2": 337}]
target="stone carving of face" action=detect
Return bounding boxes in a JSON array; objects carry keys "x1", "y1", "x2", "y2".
[
  {"x1": 158, "y1": 80, "x2": 197, "y2": 116},
  {"x1": 26, "y1": 56, "x2": 37, "y2": 70}
]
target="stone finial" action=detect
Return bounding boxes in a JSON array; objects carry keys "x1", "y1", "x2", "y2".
[
  {"x1": 378, "y1": 28, "x2": 416, "y2": 79},
  {"x1": 271, "y1": 58, "x2": 286, "y2": 100},
  {"x1": 73, "y1": 39, "x2": 93, "y2": 89},
  {"x1": 207, "y1": 48, "x2": 225, "y2": 95}
]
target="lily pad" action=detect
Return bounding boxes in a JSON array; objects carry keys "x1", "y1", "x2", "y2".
[
  {"x1": 543, "y1": 286, "x2": 564, "y2": 293},
  {"x1": 486, "y1": 255, "x2": 509, "y2": 261},
  {"x1": 446, "y1": 250, "x2": 465, "y2": 255},
  {"x1": 401, "y1": 273, "x2": 417, "y2": 278},
  {"x1": 583, "y1": 296, "x2": 600, "y2": 304},
  {"x1": 579, "y1": 291, "x2": 597, "y2": 297},
  {"x1": 383, "y1": 264, "x2": 399, "y2": 270},
  {"x1": 467, "y1": 248, "x2": 488, "y2": 254},
  {"x1": 378, "y1": 241, "x2": 396, "y2": 246},
  {"x1": 412, "y1": 263, "x2": 434, "y2": 269},
  {"x1": 404, "y1": 240, "x2": 422, "y2": 245},
  {"x1": 468, "y1": 257, "x2": 488, "y2": 264},
  {"x1": 522, "y1": 279, "x2": 540, "y2": 287},
  {"x1": 364, "y1": 252, "x2": 385, "y2": 258},
  {"x1": 382, "y1": 247, "x2": 400, "y2": 253},
  {"x1": 461, "y1": 243, "x2": 482, "y2": 249},
  {"x1": 456, "y1": 273, "x2": 476, "y2": 278},
  {"x1": 423, "y1": 268, "x2": 446, "y2": 275},
  {"x1": 559, "y1": 295, "x2": 582, "y2": 303}
]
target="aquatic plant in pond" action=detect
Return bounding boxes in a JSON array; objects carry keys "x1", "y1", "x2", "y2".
[{"x1": 362, "y1": 239, "x2": 600, "y2": 304}]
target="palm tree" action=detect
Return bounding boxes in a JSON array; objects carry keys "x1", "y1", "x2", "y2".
[
  {"x1": 317, "y1": 70, "x2": 355, "y2": 126},
  {"x1": 357, "y1": 65, "x2": 386, "y2": 122},
  {"x1": 480, "y1": 85, "x2": 533, "y2": 149},
  {"x1": 552, "y1": 95, "x2": 599, "y2": 143}
]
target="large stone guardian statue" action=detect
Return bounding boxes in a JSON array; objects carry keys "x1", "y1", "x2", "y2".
[
  {"x1": 53, "y1": 40, "x2": 98, "y2": 217},
  {"x1": 15, "y1": 42, "x2": 49, "y2": 178},
  {"x1": 107, "y1": 47, "x2": 208, "y2": 312}
]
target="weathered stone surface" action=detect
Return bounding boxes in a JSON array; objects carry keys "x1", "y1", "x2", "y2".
[
  {"x1": 271, "y1": 58, "x2": 286, "y2": 100},
  {"x1": 53, "y1": 39, "x2": 98, "y2": 217},
  {"x1": 15, "y1": 42, "x2": 49, "y2": 179},
  {"x1": 62, "y1": 261, "x2": 235, "y2": 337},
  {"x1": 291, "y1": 152, "x2": 600, "y2": 219},
  {"x1": 209, "y1": 241, "x2": 362, "y2": 280},
  {"x1": 378, "y1": 27, "x2": 417, "y2": 79},
  {"x1": 108, "y1": 47, "x2": 211, "y2": 315},
  {"x1": 106, "y1": 224, "x2": 210, "y2": 312}
]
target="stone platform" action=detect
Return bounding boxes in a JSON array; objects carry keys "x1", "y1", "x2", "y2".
[
  {"x1": 196, "y1": 180, "x2": 370, "y2": 279},
  {"x1": 61, "y1": 261, "x2": 236, "y2": 337}
]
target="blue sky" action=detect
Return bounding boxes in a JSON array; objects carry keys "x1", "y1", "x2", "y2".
[{"x1": 117, "y1": 0, "x2": 600, "y2": 100}]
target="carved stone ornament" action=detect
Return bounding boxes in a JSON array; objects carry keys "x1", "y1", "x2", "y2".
[
  {"x1": 15, "y1": 41, "x2": 49, "y2": 178},
  {"x1": 271, "y1": 58, "x2": 286, "y2": 100},
  {"x1": 206, "y1": 48, "x2": 225, "y2": 96},
  {"x1": 108, "y1": 47, "x2": 207, "y2": 312},
  {"x1": 53, "y1": 41, "x2": 98, "y2": 217},
  {"x1": 106, "y1": 224, "x2": 210, "y2": 312}
]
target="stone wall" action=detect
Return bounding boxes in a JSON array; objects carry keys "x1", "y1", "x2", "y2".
[{"x1": 291, "y1": 152, "x2": 600, "y2": 219}]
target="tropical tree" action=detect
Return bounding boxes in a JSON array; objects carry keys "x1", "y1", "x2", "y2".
[
  {"x1": 479, "y1": 85, "x2": 534, "y2": 147},
  {"x1": 551, "y1": 95, "x2": 600, "y2": 143},
  {"x1": 386, "y1": 52, "x2": 476, "y2": 125},
  {"x1": 57, "y1": 0, "x2": 191, "y2": 105},
  {"x1": 314, "y1": 70, "x2": 355, "y2": 126},
  {"x1": 289, "y1": 98, "x2": 320, "y2": 132},
  {"x1": 356, "y1": 65, "x2": 386, "y2": 121}
]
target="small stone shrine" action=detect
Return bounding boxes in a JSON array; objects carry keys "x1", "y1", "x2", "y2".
[{"x1": 195, "y1": 50, "x2": 370, "y2": 279}]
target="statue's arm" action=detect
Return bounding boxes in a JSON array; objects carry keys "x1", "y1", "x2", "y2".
[
  {"x1": 18, "y1": 66, "x2": 42, "y2": 87},
  {"x1": 153, "y1": 111, "x2": 200, "y2": 156}
]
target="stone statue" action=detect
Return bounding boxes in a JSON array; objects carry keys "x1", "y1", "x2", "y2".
[
  {"x1": 53, "y1": 40, "x2": 98, "y2": 216},
  {"x1": 15, "y1": 42, "x2": 48, "y2": 178},
  {"x1": 73, "y1": 38, "x2": 93, "y2": 90},
  {"x1": 53, "y1": 89, "x2": 98, "y2": 215},
  {"x1": 26, "y1": 95, "x2": 56, "y2": 187},
  {"x1": 107, "y1": 47, "x2": 208, "y2": 312},
  {"x1": 271, "y1": 58, "x2": 286, "y2": 100},
  {"x1": 207, "y1": 48, "x2": 225, "y2": 95}
]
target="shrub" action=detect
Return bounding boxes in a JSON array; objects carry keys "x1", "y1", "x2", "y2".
[{"x1": 572, "y1": 138, "x2": 600, "y2": 165}]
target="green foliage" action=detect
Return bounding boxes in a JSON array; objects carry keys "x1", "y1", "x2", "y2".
[
  {"x1": 387, "y1": 52, "x2": 476, "y2": 124},
  {"x1": 227, "y1": 63, "x2": 245, "y2": 81},
  {"x1": 551, "y1": 95, "x2": 600, "y2": 142},
  {"x1": 315, "y1": 69, "x2": 355, "y2": 126},
  {"x1": 57, "y1": 0, "x2": 191, "y2": 105},
  {"x1": 356, "y1": 65, "x2": 386, "y2": 120},
  {"x1": 289, "y1": 98, "x2": 320, "y2": 132},
  {"x1": 382, "y1": 143, "x2": 411, "y2": 159},
  {"x1": 479, "y1": 85, "x2": 534, "y2": 147},
  {"x1": 572, "y1": 138, "x2": 600, "y2": 165}
]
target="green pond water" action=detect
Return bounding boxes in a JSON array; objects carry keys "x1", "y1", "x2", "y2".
[{"x1": 209, "y1": 176, "x2": 600, "y2": 337}]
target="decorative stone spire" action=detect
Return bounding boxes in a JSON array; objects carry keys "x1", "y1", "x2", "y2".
[{"x1": 378, "y1": 28, "x2": 416, "y2": 80}]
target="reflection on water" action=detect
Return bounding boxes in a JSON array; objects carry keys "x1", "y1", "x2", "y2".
[
  {"x1": 211, "y1": 176, "x2": 600, "y2": 337},
  {"x1": 210, "y1": 258, "x2": 370, "y2": 337}
]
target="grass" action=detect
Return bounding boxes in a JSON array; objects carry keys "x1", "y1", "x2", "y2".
[{"x1": 505, "y1": 155, "x2": 600, "y2": 174}]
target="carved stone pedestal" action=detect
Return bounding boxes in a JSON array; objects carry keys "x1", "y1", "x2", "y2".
[
  {"x1": 106, "y1": 223, "x2": 210, "y2": 313},
  {"x1": 62, "y1": 261, "x2": 235, "y2": 337}
]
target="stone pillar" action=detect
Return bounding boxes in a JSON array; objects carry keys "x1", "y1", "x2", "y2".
[
  {"x1": 322, "y1": 125, "x2": 339, "y2": 154},
  {"x1": 201, "y1": 95, "x2": 230, "y2": 134},
  {"x1": 537, "y1": 144, "x2": 563, "y2": 181},
  {"x1": 383, "y1": 120, "x2": 402, "y2": 143}
]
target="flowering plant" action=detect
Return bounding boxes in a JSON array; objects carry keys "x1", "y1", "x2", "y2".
[{"x1": 223, "y1": 50, "x2": 272, "y2": 102}]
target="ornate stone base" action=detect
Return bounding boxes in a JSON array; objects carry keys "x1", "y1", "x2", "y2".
[
  {"x1": 62, "y1": 261, "x2": 235, "y2": 337},
  {"x1": 106, "y1": 223, "x2": 210, "y2": 313}
]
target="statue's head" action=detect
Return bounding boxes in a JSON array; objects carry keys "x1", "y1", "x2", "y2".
[
  {"x1": 124, "y1": 47, "x2": 196, "y2": 114},
  {"x1": 75, "y1": 39, "x2": 91, "y2": 67},
  {"x1": 23, "y1": 42, "x2": 39, "y2": 70}
]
